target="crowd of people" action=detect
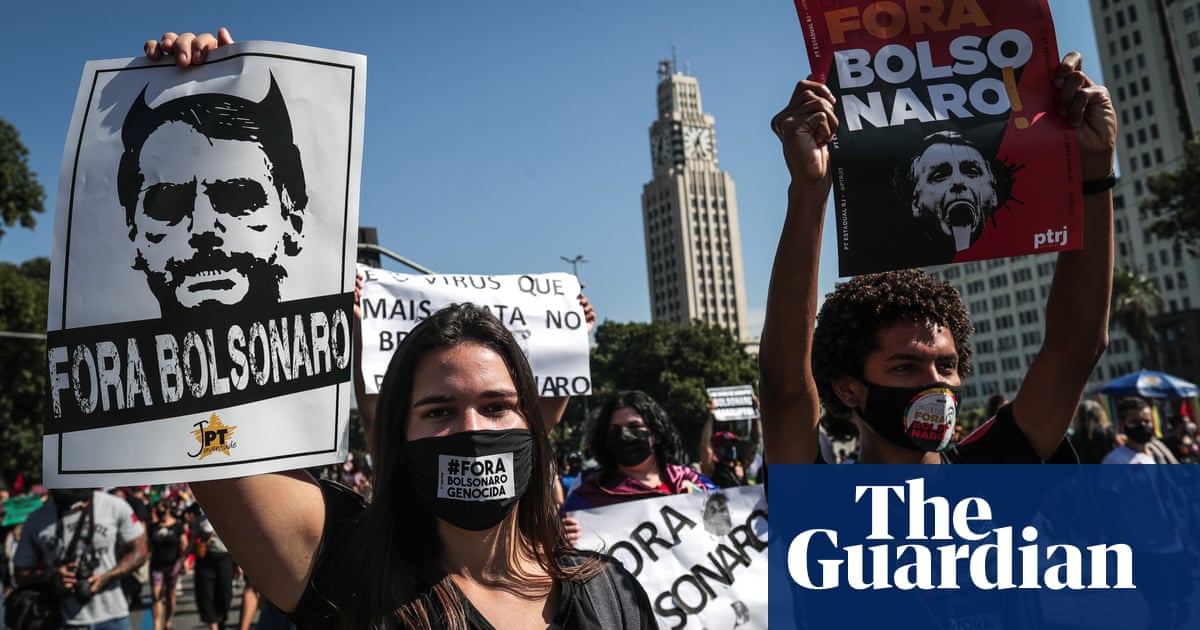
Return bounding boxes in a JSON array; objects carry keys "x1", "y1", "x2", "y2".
[
  {"x1": 2, "y1": 19, "x2": 1184, "y2": 630},
  {"x1": 0, "y1": 483, "x2": 279, "y2": 630},
  {"x1": 1068, "y1": 395, "x2": 1200, "y2": 465}
]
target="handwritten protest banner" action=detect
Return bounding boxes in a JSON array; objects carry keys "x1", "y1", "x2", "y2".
[
  {"x1": 43, "y1": 41, "x2": 365, "y2": 487},
  {"x1": 358, "y1": 266, "x2": 591, "y2": 397},
  {"x1": 792, "y1": 0, "x2": 1081, "y2": 275},
  {"x1": 571, "y1": 486, "x2": 768, "y2": 629},
  {"x1": 707, "y1": 384, "x2": 759, "y2": 422}
]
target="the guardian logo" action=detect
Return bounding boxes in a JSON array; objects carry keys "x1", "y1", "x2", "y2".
[{"x1": 787, "y1": 478, "x2": 1135, "y2": 591}]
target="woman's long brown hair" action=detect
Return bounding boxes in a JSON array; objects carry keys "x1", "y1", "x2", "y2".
[{"x1": 325, "y1": 303, "x2": 600, "y2": 629}]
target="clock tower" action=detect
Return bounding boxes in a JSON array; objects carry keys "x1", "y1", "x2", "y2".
[{"x1": 641, "y1": 59, "x2": 749, "y2": 341}]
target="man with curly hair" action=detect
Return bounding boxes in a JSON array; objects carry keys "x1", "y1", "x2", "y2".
[{"x1": 759, "y1": 52, "x2": 1117, "y2": 465}]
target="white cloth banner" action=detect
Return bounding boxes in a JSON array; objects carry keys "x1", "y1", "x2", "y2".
[
  {"x1": 707, "y1": 384, "x2": 760, "y2": 421},
  {"x1": 43, "y1": 41, "x2": 365, "y2": 487},
  {"x1": 571, "y1": 486, "x2": 768, "y2": 629},
  {"x1": 358, "y1": 266, "x2": 591, "y2": 397}
]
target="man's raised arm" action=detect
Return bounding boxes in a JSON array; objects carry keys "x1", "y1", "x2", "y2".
[
  {"x1": 759, "y1": 80, "x2": 838, "y2": 466},
  {"x1": 1012, "y1": 52, "x2": 1118, "y2": 460}
]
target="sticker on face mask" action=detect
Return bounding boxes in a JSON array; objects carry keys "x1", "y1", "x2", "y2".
[
  {"x1": 903, "y1": 387, "x2": 958, "y2": 451},
  {"x1": 437, "y1": 452, "x2": 515, "y2": 501}
]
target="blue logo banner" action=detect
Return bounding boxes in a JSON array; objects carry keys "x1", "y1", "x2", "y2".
[{"x1": 767, "y1": 465, "x2": 1200, "y2": 629}]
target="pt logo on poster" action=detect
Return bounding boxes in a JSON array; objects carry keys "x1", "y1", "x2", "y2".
[{"x1": 188, "y1": 414, "x2": 238, "y2": 460}]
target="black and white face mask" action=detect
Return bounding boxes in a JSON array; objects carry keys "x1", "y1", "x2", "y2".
[
  {"x1": 403, "y1": 429, "x2": 534, "y2": 531},
  {"x1": 855, "y1": 381, "x2": 961, "y2": 452}
]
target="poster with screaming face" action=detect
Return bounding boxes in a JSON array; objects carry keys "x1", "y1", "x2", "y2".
[{"x1": 791, "y1": 0, "x2": 1083, "y2": 276}]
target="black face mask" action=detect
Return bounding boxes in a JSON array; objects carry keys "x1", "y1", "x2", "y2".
[
  {"x1": 855, "y1": 381, "x2": 961, "y2": 452},
  {"x1": 404, "y1": 429, "x2": 534, "y2": 531},
  {"x1": 1125, "y1": 424, "x2": 1154, "y2": 444},
  {"x1": 716, "y1": 443, "x2": 739, "y2": 464},
  {"x1": 605, "y1": 426, "x2": 654, "y2": 467}
]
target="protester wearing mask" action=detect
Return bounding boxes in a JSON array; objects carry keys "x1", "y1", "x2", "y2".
[
  {"x1": 559, "y1": 451, "x2": 585, "y2": 499},
  {"x1": 698, "y1": 398, "x2": 763, "y2": 483},
  {"x1": 1103, "y1": 397, "x2": 1179, "y2": 464},
  {"x1": 759, "y1": 52, "x2": 1116, "y2": 466},
  {"x1": 563, "y1": 391, "x2": 716, "y2": 511},
  {"x1": 707, "y1": 432, "x2": 747, "y2": 488},
  {"x1": 140, "y1": 29, "x2": 653, "y2": 630},
  {"x1": 171, "y1": 299, "x2": 652, "y2": 628},
  {"x1": 1163, "y1": 414, "x2": 1200, "y2": 464}
]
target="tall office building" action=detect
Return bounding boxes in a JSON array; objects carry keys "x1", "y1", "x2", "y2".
[
  {"x1": 1090, "y1": 0, "x2": 1200, "y2": 382},
  {"x1": 926, "y1": 0, "x2": 1200, "y2": 409},
  {"x1": 641, "y1": 59, "x2": 750, "y2": 341}
]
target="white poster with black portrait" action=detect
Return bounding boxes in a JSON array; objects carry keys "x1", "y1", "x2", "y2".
[
  {"x1": 358, "y1": 266, "x2": 591, "y2": 398},
  {"x1": 44, "y1": 41, "x2": 365, "y2": 487}
]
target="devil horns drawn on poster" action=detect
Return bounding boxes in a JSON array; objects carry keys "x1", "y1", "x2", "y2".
[
  {"x1": 45, "y1": 42, "x2": 365, "y2": 487},
  {"x1": 117, "y1": 75, "x2": 309, "y2": 320}
]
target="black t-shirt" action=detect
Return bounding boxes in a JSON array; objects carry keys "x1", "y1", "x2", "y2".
[
  {"x1": 404, "y1": 559, "x2": 653, "y2": 630},
  {"x1": 149, "y1": 520, "x2": 185, "y2": 569},
  {"x1": 942, "y1": 403, "x2": 1078, "y2": 464},
  {"x1": 710, "y1": 463, "x2": 745, "y2": 489},
  {"x1": 127, "y1": 496, "x2": 152, "y2": 527},
  {"x1": 290, "y1": 481, "x2": 656, "y2": 630}
]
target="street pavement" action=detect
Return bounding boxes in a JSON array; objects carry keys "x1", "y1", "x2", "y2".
[{"x1": 128, "y1": 570, "x2": 252, "y2": 630}]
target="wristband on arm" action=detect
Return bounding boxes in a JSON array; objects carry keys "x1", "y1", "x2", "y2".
[{"x1": 1081, "y1": 171, "x2": 1117, "y2": 195}]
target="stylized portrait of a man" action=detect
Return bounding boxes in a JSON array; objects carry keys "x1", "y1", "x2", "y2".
[
  {"x1": 116, "y1": 77, "x2": 308, "y2": 317},
  {"x1": 894, "y1": 130, "x2": 1013, "y2": 257}
]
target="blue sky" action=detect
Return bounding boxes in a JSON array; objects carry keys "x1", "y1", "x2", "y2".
[{"x1": 0, "y1": 1, "x2": 1102, "y2": 337}]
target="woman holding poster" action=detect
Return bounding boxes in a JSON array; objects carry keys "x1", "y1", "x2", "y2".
[{"x1": 145, "y1": 31, "x2": 655, "y2": 630}]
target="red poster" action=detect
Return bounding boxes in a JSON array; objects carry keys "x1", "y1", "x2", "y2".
[{"x1": 792, "y1": 0, "x2": 1083, "y2": 275}]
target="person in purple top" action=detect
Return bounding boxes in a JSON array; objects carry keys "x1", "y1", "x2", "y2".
[{"x1": 563, "y1": 391, "x2": 716, "y2": 511}]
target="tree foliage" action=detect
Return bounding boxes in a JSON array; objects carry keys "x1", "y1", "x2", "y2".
[
  {"x1": 0, "y1": 118, "x2": 46, "y2": 243},
  {"x1": 571, "y1": 319, "x2": 758, "y2": 463},
  {"x1": 0, "y1": 258, "x2": 50, "y2": 488},
  {"x1": 1146, "y1": 139, "x2": 1200, "y2": 256},
  {"x1": 1111, "y1": 265, "x2": 1165, "y2": 370}
]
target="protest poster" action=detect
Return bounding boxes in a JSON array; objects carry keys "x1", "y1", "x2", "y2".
[
  {"x1": 358, "y1": 266, "x2": 591, "y2": 397},
  {"x1": 707, "y1": 384, "x2": 760, "y2": 422},
  {"x1": 43, "y1": 41, "x2": 365, "y2": 487},
  {"x1": 792, "y1": 0, "x2": 1083, "y2": 275},
  {"x1": 571, "y1": 486, "x2": 768, "y2": 629}
]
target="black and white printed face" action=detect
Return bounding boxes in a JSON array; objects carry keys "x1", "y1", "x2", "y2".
[
  {"x1": 910, "y1": 142, "x2": 999, "y2": 251},
  {"x1": 132, "y1": 121, "x2": 292, "y2": 310}
]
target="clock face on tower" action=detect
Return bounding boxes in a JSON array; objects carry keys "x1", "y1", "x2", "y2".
[
  {"x1": 684, "y1": 126, "x2": 714, "y2": 160},
  {"x1": 651, "y1": 130, "x2": 670, "y2": 166}
]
